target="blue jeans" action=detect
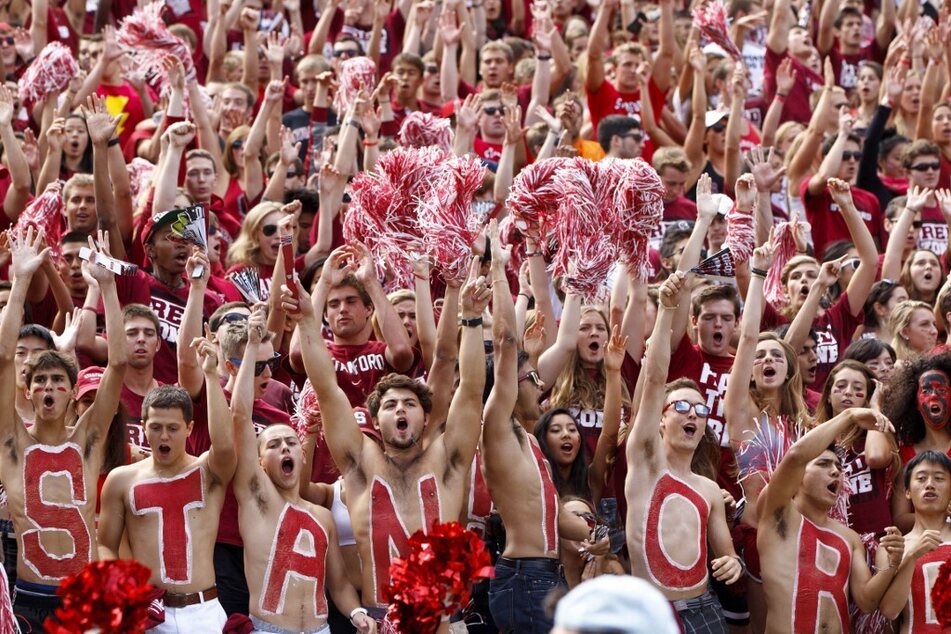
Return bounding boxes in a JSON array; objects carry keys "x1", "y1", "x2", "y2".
[{"x1": 488, "y1": 557, "x2": 564, "y2": 634}]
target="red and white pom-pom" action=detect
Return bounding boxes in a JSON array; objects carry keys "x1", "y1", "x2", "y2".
[
  {"x1": 726, "y1": 202, "x2": 755, "y2": 264},
  {"x1": 549, "y1": 158, "x2": 619, "y2": 301},
  {"x1": 764, "y1": 221, "x2": 798, "y2": 307},
  {"x1": 0, "y1": 564, "x2": 13, "y2": 634},
  {"x1": 15, "y1": 182, "x2": 64, "y2": 261},
  {"x1": 18, "y1": 42, "x2": 79, "y2": 108},
  {"x1": 292, "y1": 380, "x2": 322, "y2": 441},
  {"x1": 399, "y1": 112, "x2": 454, "y2": 153},
  {"x1": 344, "y1": 146, "x2": 447, "y2": 289},
  {"x1": 934, "y1": 558, "x2": 951, "y2": 628},
  {"x1": 612, "y1": 158, "x2": 665, "y2": 280},
  {"x1": 334, "y1": 56, "x2": 376, "y2": 116},
  {"x1": 506, "y1": 157, "x2": 569, "y2": 246},
  {"x1": 418, "y1": 155, "x2": 485, "y2": 283},
  {"x1": 117, "y1": 2, "x2": 196, "y2": 86},
  {"x1": 127, "y1": 158, "x2": 155, "y2": 212},
  {"x1": 498, "y1": 214, "x2": 527, "y2": 270},
  {"x1": 694, "y1": 0, "x2": 743, "y2": 60}
]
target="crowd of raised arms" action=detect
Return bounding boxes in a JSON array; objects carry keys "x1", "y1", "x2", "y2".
[{"x1": 0, "y1": 0, "x2": 948, "y2": 631}]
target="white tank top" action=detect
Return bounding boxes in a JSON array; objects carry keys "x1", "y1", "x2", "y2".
[{"x1": 331, "y1": 479, "x2": 356, "y2": 546}]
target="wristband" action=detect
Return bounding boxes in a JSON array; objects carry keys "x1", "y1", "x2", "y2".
[
  {"x1": 536, "y1": 53, "x2": 552, "y2": 60},
  {"x1": 776, "y1": 92, "x2": 788, "y2": 98},
  {"x1": 350, "y1": 607, "x2": 369, "y2": 623},
  {"x1": 346, "y1": 119, "x2": 362, "y2": 130},
  {"x1": 518, "y1": 292, "x2": 530, "y2": 298},
  {"x1": 362, "y1": 138, "x2": 379, "y2": 147},
  {"x1": 461, "y1": 316, "x2": 484, "y2": 327},
  {"x1": 107, "y1": 137, "x2": 120, "y2": 147},
  {"x1": 750, "y1": 267, "x2": 768, "y2": 278}
]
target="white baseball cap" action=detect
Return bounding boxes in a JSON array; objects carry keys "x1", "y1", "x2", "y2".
[{"x1": 553, "y1": 576, "x2": 680, "y2": 634}]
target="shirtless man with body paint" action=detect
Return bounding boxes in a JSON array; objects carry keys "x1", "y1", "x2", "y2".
[
  {"x1": 97, "y1": 339, "x2": 236, "y2": 633},
  {"x1": 877, "y1": 450, "x2": 951, "y2": 633},
  {"x1": 625, "y1": 272, "x2": 742, "y2": 632},
  {"x1": 480, "y1": 224, "x2": 597, "y2": 634},
  {"x1": 287, "y1": 245, "x2": 488, "y2": 625},
  {"x1": 0, "y1": 230, "x2": 126, "y2": 631},
  {"x1": 231, "y1": 305, "x2": 376, "y2": 634},
  {"x1": 756, "y1": 405, "x2": 905, "y2": 633}
]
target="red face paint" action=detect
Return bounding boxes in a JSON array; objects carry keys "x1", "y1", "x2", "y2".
[
  {"x1": 642, "y1": 473, "x2": 710, "y2": 591},
  {"x1": 917, "y1": 370, "x2": 951, "y2": 430},
  {"x1": 465, "y1": 452, "x2": 493, "y2": 538},
  {"x1": 528, "y1": 441, "x2": 559, "y2": 553},
  {"x1": 909, "y1": 543, "x2": 951, "y2": 629},
  {"x1": 54, "y1": 387, "x2": 67, "y2": 392},
  {"x1": 369, "y1": 474, "x2": 441, "y2": 603},
  {"x1": 21, "y1": 444, "x2": 91, "y2": 581},
  {"x1": 792, "y1": 517, "x2": 851, "y2": 632},
  {"x1": 260, "y1": 503, "x2": 329, "y2": 617},
  {"x1": 130, "y1": 466, "x2": 205, "y2": 584}
]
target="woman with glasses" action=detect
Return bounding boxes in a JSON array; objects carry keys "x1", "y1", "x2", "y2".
[
  {"x1": 226, "y1": 201, "x2": 298, "y2": 301},
  {"x1": 725, "y1": 236, "x2": 810, "y2": 632}
]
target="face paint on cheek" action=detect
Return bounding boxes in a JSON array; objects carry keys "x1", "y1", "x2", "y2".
[
  {"x1": 55, "y1": 387, "x2": 67, "y2": 392},
  {"x1": 917, "y1": 373, "x2": 951, "y2": 429}
]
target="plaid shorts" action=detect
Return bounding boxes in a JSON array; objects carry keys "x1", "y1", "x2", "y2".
[{"x1": 671, "y1": 588, "x2": 728, "y2": 634}]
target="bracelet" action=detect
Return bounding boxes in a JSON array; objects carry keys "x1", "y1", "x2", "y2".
[
  {"x1": 750, "y1": 267, "x2": 768, "y2": 278},
  {"x1": 536, "y1": 53, "x2": 552, "y2": 60},
  {"x1": 776, "y1": 92, "x2": 788, "y2": 98},
  {"x1": 414, "y1": 274, "x2": 429, "y2": 281},
  {"x1": 350, "y1": 607, "x2": 369, "y2": 623},
  {"x1": 518, "y1": 292, "x2": 530, "y2": 299},
  {"x1": 461, "y1": 316, "x2": 484, "y2": 327},
  {"x1": 107, "y1": 137, "x2": 120, "y2": 147},
  {"x1": 346, "y1": 119, "x2": 362, "y2": 130},
  {"x1": 82, "y1": 306, "x2": 97, "y2": 313},
  {"x1": 362, "y1": 138, "x2": 379, "y2": 147},
  {"x1": 526, "y1": 251, "x2": 541, "y2": 257}
]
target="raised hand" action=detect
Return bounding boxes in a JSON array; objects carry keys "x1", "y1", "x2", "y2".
[
  {"x1": 346, "y1": 241, "x2": 377, "y2": 285},
  {"x1": 775, "y1": 57, "x2": 796, "y2": 95},
  {"x1": 734, "y1": 173, "x2": 756, "y2": 211},
  {"x1": 747, "y1": 146, "x2": 785, "y2": 192},
  {"x1": 46, "y1": 118, "x2": 66, "y2": 152},
  {"x1": 0, "y1": 85, "x2": 14, "y2": 128},
  {"x1": 162, "y1": 55, "x2": 186, "y2": 92},
  {"x1": 523, "y1": 312, "x2": 547, "y2": 359},
  {"x1": 84, "y1": 230, "x2": 117, "y2": 286},
  {"x1": 279, "y1": 126, "x2": 301, "y2": 166},
  {"x1": 12, "y1": 27, "x2": 32, "y2": 62},
  {"x1": 456, "y1": 94, "x2": 479, "y2": 132},
  {"x1": 935, "y1": 188, "x2": 951, "y2": 219},
  {"x1": 658, "y1": 271, "x2": 686, "y2": 309},
  {"x1": 185, "y1": 246, "x2": 211, "y2": 284},
  {"x1": 21, "y1": 129, "x2": 38, "y2": 173},
  {"x1": 603, "y1": 325, "x2": 628, "y2": 373},
  {"x1": 247, "y1": 303, "x2": 268, "y2": 345},
  {"x1": 265, "y1": 78, "x2": 286, "y2": 104},
  {"x1": 695, "y1": 173, "x2": 718, "y2": 221},
  {"x1": 827, "y1": 178, "x2": 855, "y2": 210},
  {"x1": 500, "y1": 82, "x2": 518, "y2": 110},
  {"x1": 83, "y1": 94, "x2": 120, "y2": 146},
  {"x1": 319, "y1": 246, "x2": 357, "y2": 288},
  {"x1": 884, "y1": 65, "x2": 907, "y2": 107},
  {"x1": 439, "y1": 8, "x2": 462, "y2": 45},
  {"x1": 460, "y1": 257, "x2": 492, "y2": 318},
  {"x1": 817, "y1": 254, "x2": 847, "y2": 288},
  {"x1": 906, "y1": 184, "x2": 931, "y2": 213},
  {"x1": 240, "y1": 7, "x2": 261, "y2": 30},
  {"x1": 163, "y1": 120, "x2": 197, "y2": 149},
  {"x1": 8, "y1": 226, "x2": 50, "y2": 279},
  {"x1": 51, "y1": 308, "x2": 82, "y2": 355},
  {"x1": 503, "y1": 103, "x2": 523, "y2": 146},
  {"x1": 750, "y1": 228, "x2": 778, "y2": 271},
  {"x1": 193, "y1": 336, "x2": 220, "y2": 373}
]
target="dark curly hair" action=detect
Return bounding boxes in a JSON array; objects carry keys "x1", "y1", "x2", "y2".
[{"x1": 881, "y1": 352, "x2": 951, "y2": 446}]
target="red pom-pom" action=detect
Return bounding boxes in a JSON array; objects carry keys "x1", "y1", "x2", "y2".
[
  {"x1": 694, "y1": 0, "x2": 744, "y2": 60},
  {"x1": 725, "y1": 202, "x2": 755, "y2": 264},
  {"x1": 399, "y1": 112, "x2": 454, "y2": 153},
  {"x1": 344, "y1": 146, "x2": 446, "y2": 289},
  {"x1": 764, "y1": 221, "x2": 798, "y2": 307},
  {"x1": 292, "y1": 380, "x2": 322, "y2": 441},
  {"x1": 612, "y1": 158, "x2": 665, "y2": 280},
  {"x1": 0, "y1": 565, "x2": 14, "y2": 634},
  {"x1": 44, "y1": 560, "x2": 154, "y2": 633},
  {"x1": 418, "y1": 155, "x2": 485, "y2": 283},
  {"x1": 334, "y1": 56, "x2": 377, "y2": 116},
  {"x1": 18, "y1": 42, "x2": 79, "y2": 108},
  {"x1": 934, "y1": 558, "x2": 951, "y2": 628},
  {"x1": 498, "y1": 214, "x2": 527, "y2": 271},
  {"x1": 548, "y1": 158, "x2": 619, "y2": 301},
  {"x1": 128, "y1": 157, "x2": 155, "y2": 212},
  {"x1": 15, "y1": 181, "x2": 64, "y2": 261},
  {"x1": 506, "y1": 157, "x2": 569, "y2": 246},
  {"x1": 383, "y1": 521, "x2": 494, "y2": 634},
  {"x1": 117, "y1": 2, "x2": 195, "y2": 90}
]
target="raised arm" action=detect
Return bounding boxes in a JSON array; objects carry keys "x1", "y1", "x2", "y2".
[
  {"x1": 585, "y1": 0, "x2": 616, "y2": 93},
  {"x1": 725, "y1": 237, "x2": 776, "y2": 445},
  {"x1": 883, "y1": 187, "x2": 928, "y2": 281},
  {"x1": 827, "y1": 178, "x2": 879, "y2": 315},
  {"x1": 783, "y1": 256, "x2": 842, "y2": 354},
  {"x1": 0, "y1": 86, "x2": 31, "y2": 222},
  {"x1": 589, "y1": 326, "x2": 627, "y2": 504},
  {"x1": 424, "y1": 282, "x2": 460, "y2": 438},
  {"x1": 177, "y1": 249, "x2": 213, "y2": 399},
  {"x1": 231, "y1": 305, "x2": 267, "y2": 489},
  {"x1": 806, "y1": 109, "x2": 853, "y2": 197},
  {"x1": 243, "y1": 80, "x2": 283, "y2": 203},
  {"x1": 766, "y1": 0, "x2": 793, "y2": 54},
  {"x1": 438, "y1": 256, "x2": 489, "y2": 467},
  {"x1": 683, "y1": 44, "x2": 709, "y2": 184},
  {"x1": 536, "y1": 291, "x2": 581, "y2": 387},
  {"x1": 80, "y1": 234, "x2": 127, "y2": 440},
  {"x1": 439, "y1": 9, "x2": 462, "y2": 105},
  {"x1": 290, "y1": 247, "x2": 368, "y2": 473},
  {"x1": 196, "y1": 335, "x2": 237, "y2": 483},
  {"x1": 153, "y1": 122, "x2": 197, "y2": 215}
]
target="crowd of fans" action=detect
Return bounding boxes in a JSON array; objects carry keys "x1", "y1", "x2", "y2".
[{"x1": 0, "y1": 0, "x2": 947, "y2": 631}]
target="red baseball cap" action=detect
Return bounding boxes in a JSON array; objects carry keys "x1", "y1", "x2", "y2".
[{"x1": 74, "y1": 366, "x2": 104, "y2": 400}]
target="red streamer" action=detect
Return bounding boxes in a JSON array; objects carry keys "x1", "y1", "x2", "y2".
[
  {"x1": 934, "y1": 558, "x2": 951, "y2": 628},
  {"x1": 128, "y1": 158, "x2": 155, "y2": 213},
  {"x1": 399, "y1": 112, "x2": 454, "y2": 153},
  {"x1": 292, "y1": 379, "x2": 322, "y2": 441},
  {"x1": 383, "y1": 521, "x2": 494, "y2": 634},
  {"x1": 117, "y1": 2, "x2": 196, "y2": 85},
  {"x1": 334, "y1": 57, "x2": 377, "y2": 116},
  {"x1": 612, "y1": 158, "x2": 665, "y2": 281},
  {"x1": 15, "y1": 182, "x2": 64, "y2": 262},
  {"x1": 44, "y1": 560, "x2": 153, "y2": 633},
  {"x1": 418, "y1": 155, "x2": 485, "y2": 283},
  {"x1": 505, "y1": 157, "x2": 569, "y2": 247},
  {"x1": 18, "y1": 42, "x2": 79, "y2": 108},
  {"x1": 726, "y1": 202, "x2": 755, "y2": 264},
  {"x1": 694, "y1": 0, "x2": 744, "y2": 61},
  {"x1": 765, "y1": 221, "x2": 798, "y2": 308}
]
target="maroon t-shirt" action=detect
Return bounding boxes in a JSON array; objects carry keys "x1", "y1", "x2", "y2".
[
  {"x1": 668, "y1": 334, "x2": 739, "y2": 499},
  {"x1": 121, "y1": 382, "x2": 157, "y2": 451},
  {"x1": 842, "y1": 435, "x2": 893, "y2": 537},
  {"x1": 800, "y1": 181, "x2": 885, "y2": 260},
  {"x1": 811, "y1": 292, "x2": 863, "y2": 390},
  {"x1": 113, "y1": 269, "x2": 223, "y2": 385},
  {"x1": 917, "y1": 203, "x2": 948, "y2": 255},
  {"x1": 328, "y1": 340, "x2": 398, "y2": 408},
  {"x1": 648, "y1": 198, "x2": 698, "y2": 248},
  {"x1": 186, "y1": 387, "x2": 291, "y2": 547},
  {"x1": 763, "y1": 48, "x2": 824, "y2": 125},
  {"x1": 829, "y1": 41, "x2": 882, "y2": 91},
  {"x1": 327, "y1": 9, "x2": 406, "y2": 73}
]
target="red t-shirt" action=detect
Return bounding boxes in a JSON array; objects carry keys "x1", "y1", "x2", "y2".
[
  {"x1": 842, "y1": 436, "x2": 893, "y2": 537},
  {"x1": 800, "y1": 180, "x2": 885, "y2": 259},
  {"x1": 668, "y1": 334, "x2": 739, "y2": 499},
  {"x1": 829, "y1": 41, "x2": 882, "y2": 91},
  {"x1": 186, "y1": 387, "x2": 291, "y2": 547},
  {"x1": 648, "y1": 198, "x2": 698, "y2": 248},
  {"x1": 810, "y1": 291, "x2": 862, "y2": 390},
  {"x1": 121, "y1": 382, "x2": 158, "y2": 451},
  {"x1": 329, "y1": 340, "x2": 398, "y2": 408},
  {"x1": 96, "y1": 82, "x2": 158, "y2": 148},
  {"x1": 113, "y1": 269, "x2": 223, "y2": 385},
  {"x1": 763, "y1": 48, "x2": 824, "y2": 125},
  {"x1": 327, "y1": 9, "x2": 406, "y2": 73},
  {"x1": 474, "y1": 137, "x2": 504, "y2": 164},
  {"x1": 917, "y1": 203, "x2": 948, "y2": 255},
  {"x1": 585, "y1": 76, "x2": 665, "y2": 139}
]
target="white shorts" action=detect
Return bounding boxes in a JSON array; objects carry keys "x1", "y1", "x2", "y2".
[
  {"x1": 147, "y1": 597, "x2": 227, "y2": 633},
  {"x1": 250, "y1": 615, "x2": 331, "y2": 634}
]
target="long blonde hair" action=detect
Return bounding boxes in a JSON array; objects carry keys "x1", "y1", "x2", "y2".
[
  {"x1": 548, "y1": 307, "x2": 619, "y2": 412},
  {"x1": 750, "y1": 332, "x2": 810, "y2": 425},
  {"x1": 226, "y1": 201, "x2": 283, "y2": 268},
  {"x1": 888, "y1": 300, "x2": 935, "y2": 361}
]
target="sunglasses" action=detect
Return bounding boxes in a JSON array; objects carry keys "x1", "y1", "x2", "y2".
[
  {"x1": 518, "y1": 370, "x2": 543, "y2": 388},
  {"x1": 0, "y1": 37, "x2": 13, "y2": 46},
  {"x1": 425, "y1": 64, "x2": 438, "y2": 74},
  {"x1": 482, "y1": 106, "x2": 504, "y2": 116},
  {"x1": 910, "y1": 161, "x2": 941, "y2": 172},
  {"x1": 262, "y1": 224, "x2": 278, "y2": 237},
  {"x1": 912, "y1": 220, "x2": 923, "y2": 228},
  {"x1": 208, "y1": 225, "x2": 220, "y2": 236},
  {"x1": 621, "y1": 131, "x2": 643, "y2": 142},
  {"x1": 662, "y1": 400, "x2": 711, "y2": 417},
  {"x1": 231, "y1": 139, "x2": 244, "y2": 149},
  {"x1": 287, "y1": 170, "x2": 299, "y2": 178},
  {"x1": 711, "y1": 122, "x2": 727, "y2": 132},
  {"x1": 211, "y1": 311, "x2": 248, "y2": 332},
  {"x1": 841, "y1": 151, "x2": 862, "y2": 161},
  {"x1": 333, "y1": 49, "x2": 359, "y2": 59},
  {"x1": 229, "y1": 351, "x2": 281, "y2": 376}
]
